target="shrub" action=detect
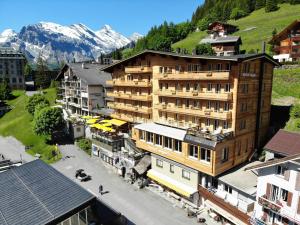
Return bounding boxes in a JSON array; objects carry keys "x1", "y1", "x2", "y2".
[
  {"x1": 77, "y1": 138, "x2": 92, "y2": 155},
  {"x1": 26, "y1": 94, "x2": 50, "y2": 115},
  {"x1": 230, "y1": 8, "x2": 248, "y2": 20},
  {"x1": 290, "y1": 104, "x2": 300, "y2": 119},
  {"x1": 195, "y1": 43, "x2": 215, "y2": 55}
]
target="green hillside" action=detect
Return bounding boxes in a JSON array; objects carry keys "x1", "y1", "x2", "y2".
[{"x1": 173, "y1": 3, "x2": 300, "y2": 53}]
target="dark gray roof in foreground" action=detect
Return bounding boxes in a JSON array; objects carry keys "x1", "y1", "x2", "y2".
[
  {"x1": 69, "y1": 63, "x2": 112, "y2": 86},
  {"x1": 0, "y1": 160, "x2": 95, "y2": 225}
]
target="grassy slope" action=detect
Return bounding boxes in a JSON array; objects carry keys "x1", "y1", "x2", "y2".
[
  {"x1": 172, "y1": 3, "x2": 300, "y2": 53},
  {"x1": 0, "y1": 88, "x2": 59, "y2": 163}
]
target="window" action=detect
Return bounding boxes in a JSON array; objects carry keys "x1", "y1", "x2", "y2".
[
  {"x1": 225, "y1": 63, "x2": 231, "y2": 71},
  {"x1": 176, "y1": 83, "x2": 181, "y2": 90},
  {"x1": 276, "y1": 165, "x2": 286, "y2": 176},
  {"x1": 241, "y1": 83, "x2": 249, "y2": 93},
  {"x1": 217, "y1": 63, "x2": 222, "y2": 71},
  {"x1": 164, "y1": 136, "x2": 173, "y2": 149},
  {"x1": 205, "y1": 119, "x2": 210, "y2": 126},
  {"x1": 222, "y1": 147, "x2": 229, "y2": 162},
  {"x1": 186, "y1": 99, "x2": 190, "y2": 108},
  {"x1": 241, "y1": 103, "x2": 248, "y2": 112},
  {"x1": 175, "y1": 65, "x2": 181, "y2": 73},
  {"x1": 207, "y1": 101, "x2": 212, "y2": 109},
  {"x1": 224, "y1": 184, "x2": 232, "y2": 194},
  {"x1": 156, "y1": 159, "x2": 163, "y2": 168},
  {"x1": 215, "y1": 84, "x2": 221, "y2": 93},
  {"x1": 155, "y1": 134, "x2": 162, "y2": 146},
  {"x1": 280, "y1": 189, "x2": 288, "y2": 202},
  {"x1": 186, "y1": 83, "x2": 190, "y2": 92},
  {"x1": 76, "y1": 127, "x2": 81, "y2": 132},
  {"x1": 239, "y1": 120, "x2": 246, "y2": 130},
  {"x1": 12, "y1": 77, "x2": 16, "y2": 83},
  {"x1": 200, "y1": 148, "x2": 211, "y2": 163},
  {"x1": 213, "y1": 120, "x2": 219, "y2": 130},
  {"x1": 170, "y1": 164, "x2": 174, "y2": 173},
  {"x1": 182, "y1": 170, "x2": 190, "y2": 180},
  {"x1": 271, "y1": 184, "x2": 279, "y2": 201},
  {"x1": 207, "y1": 83, "x2": 212, "y2": 92},
  {"x1": 146, "y1": 132, "x2": 154, "y2": 143},
  {"x1": 165, "y1": 83, "x2": 169, "y2": 89},
  {"x1": 140, "y1": 131, "x2": 145, "y2": 141},
  {"x1": 208, "y1": 64, "x2": 213, "y2": 71},
  {"x1": 174, "y1": 140, "x2": 182, "y2": 152},
  {"x1": 223, "y1": 121, "x2": 228, "y2": 129},
  {"x1": 189, "y1": 144, "x2": 198, "y2": 158},
  {"x1": 225, "y1": 83, "x2": 231, "y2": 92},
  {"x1": 19, "y1": 78, "x2": 22, "y2": 83},
  {"x1": 194, "y1": 83, "x2": 199, "y2": 91},
  {"x1": 159, "y1": 83, "x2": 163, "y2": 90},
  {"x1": 176, "y1": 99, "x2": 181, "y2": 107},
  {"x1": 215, "y1": 101, "x2": 220, "y2": 112},
  {"x1": 243, "y1": 63, "x2": 251, "y2": 73},
  {"x1": 224, "y1": 102, "x2": 230, "y2": 111}
]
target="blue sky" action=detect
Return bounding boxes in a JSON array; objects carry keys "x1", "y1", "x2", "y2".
[{"x1": 0, "y1": 0, "x2": 203, "y2": 37}]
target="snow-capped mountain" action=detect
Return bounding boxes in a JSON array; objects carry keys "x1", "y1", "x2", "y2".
[
  {"x1": 129, "y1": 32, "x2": 143, "y2": 42},
  {"x1": 0, "y1": 22, "x2": 142, "y2": 63}
]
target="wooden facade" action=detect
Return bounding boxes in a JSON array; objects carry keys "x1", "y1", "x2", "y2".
[
  {"x1": 270, "y1": 20, "x2": 300, "y2": 62},
  {"x1": 103, "y1": 50, "x2": 278, "y2": 178}
]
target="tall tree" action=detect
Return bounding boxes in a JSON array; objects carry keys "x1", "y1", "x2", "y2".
[
  {"x1": 265, "y1": 0, "x2": 279, "y2": 12},
  {"x1": 0, "y1": 80, "x2": 11, "y2": 101},
  {"x1": 35, "y1": 53, "x2": 49, "y2": 89},
  {"x1": 290, "y1": 0, "x2": 300, "y2": 4},
  {"x1": 255, "y1": 0, "x2": 266, "y2": 9}
]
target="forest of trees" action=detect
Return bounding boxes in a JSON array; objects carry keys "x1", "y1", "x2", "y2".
[{"x1": 110, "y1": 0, "x2": 300, "y2": 59}]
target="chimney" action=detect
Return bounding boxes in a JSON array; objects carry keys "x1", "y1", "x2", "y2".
[{"x1": 261, "y1": 41, "x2": 266, "y2": 54}]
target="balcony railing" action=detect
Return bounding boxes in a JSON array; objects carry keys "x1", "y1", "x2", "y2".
[
  {"x1": 111, "y1": 113, "x2": 150, "y2": 123},
  {"x1": 155, "y1": 104, "x2": 232, "y2": 120},
  {"x1": 156, "y1": 90, "x2": 233, "y2": 101},
  {"x1": 125, "y1": 66, "x2": 152, "y2": 73},
  {"x1": 155, "y1": 71, "x2": 230, "y2": 81},
  {"x1": 198, "y1": 185, "x2": 251, "y2": 225},
  {"x1": 107, "y1": 92, "x2": 152, "y2": 101},
  {"x1": 107, "y1": 102, "x2": 152, "y2": 114},
  {"x1": 106, "y1": 79, "x2": 152, "y2": 87},
  {"x1": 258, "y1": 195, "x2": 282, "y2": 213}
]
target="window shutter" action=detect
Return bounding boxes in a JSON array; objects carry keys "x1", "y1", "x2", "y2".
[
  {"x1": 266, "y1": 183, "x2": 271, "y2": 199},
  {"x1": 287, "y1": 192, "x2": 293, "y2": 207},
  {"x1": 284, "y1": 169, "x2": 290, "y2": 181}
]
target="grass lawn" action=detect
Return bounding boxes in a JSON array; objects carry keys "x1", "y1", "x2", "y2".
[
  {"x1": 172, "y1": 3, "x2": 300, "y2": 53},
  {"x1": 272, "y1": 67, "x2": 300, "y2": 132},
  {"x1": 0, "y1": 88, "x2": 61, "y2": 163}
]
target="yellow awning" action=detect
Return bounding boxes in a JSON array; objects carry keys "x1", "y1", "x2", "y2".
[
  {"x1": 86, "y1": 118, "x2": 98, "y2": 124},
  {"x1": 93, "y1": 124, "x2": 115, "y2": 132},
  {"x1": 110, "y1": 119, "x2": 127, "y2": 126},
  {"x1": 147, "y1": 169, "x2": 196, "y2": 197},
  {"x1": 82, "y1": 115, "x2": 92, "y2": 119}
]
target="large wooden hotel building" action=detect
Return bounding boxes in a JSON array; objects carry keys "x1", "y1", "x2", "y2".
[{"x1": 103, "y1": 50, "x2": 279, "y2": 206}]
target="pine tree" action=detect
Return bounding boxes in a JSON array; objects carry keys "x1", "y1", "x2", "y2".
[
  {"x1": 35, "y1": 53, "x2": 49, "y2": 89},
  {"x1": 255, "y1": 0, "x2": 266, "y2": 9},
  {"x1": 265, "y1": 0, "x2": 279, "y2": 12},
  {"x1": 290, "y1": 0, "x2": 300, "y2": 4}
]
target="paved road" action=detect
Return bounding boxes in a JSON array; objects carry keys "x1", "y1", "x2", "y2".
[
  {"x1": 53, "y1": 145, "x2": 202, "y2": 225},
  {"x1": 0, "y1": 136, "x2": 34, "y2": 162}
]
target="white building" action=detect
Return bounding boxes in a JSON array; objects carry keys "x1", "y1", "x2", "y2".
[
  {"x1": 246, "y1": 154, "x2": 300, "y2": 225},
  {"x1": 56, "y1": 63, "x2": 113, "y2": 116}
]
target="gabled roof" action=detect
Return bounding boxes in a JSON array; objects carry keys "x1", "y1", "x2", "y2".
[
  {"x1": 56, "y1": 63, "x2": 112, "y2": 87},
  {"x1": 207, "y1": 21, "x2": 238, "y2": 30},
  {"x1": 200, "y1": 36, "x2": 241, "y2": 44},
  {"x1": 0, "y1": 160, "x2": 95, "y2": 225},
  {"x1": 101, "y1": 50, "x2": 280, "y2": 73},
  {"x1": 269, "y1": 20, "x2": 300, "y2": 44},
  {"x1": 264, "y1": 129, "x2": 300, "y2": 156},
  {"x1": 245, "y1": 153, "x2": 300, "y2": 171}
]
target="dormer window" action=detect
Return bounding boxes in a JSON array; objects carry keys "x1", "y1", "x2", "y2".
[{"x1": 276, "y1": 165, "x2": 286, "y2": 176}]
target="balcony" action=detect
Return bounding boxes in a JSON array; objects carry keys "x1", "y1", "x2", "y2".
[
  {"x1": 107, "y1": 92, "x2": 152, "y2": 101},
  {"x1": 106, "y1": 79, "x2": 152, "y2": 87},
  {"x1": 258, "y1": 195, "x2": 282, "y2": 213},
  {"x1": 155, "y1": 104, "x2": 232, "y2": 120},
  {"x1": 156, "y1": 90, "x2": 233, "y2": 101},
  {"x1": 125, "y1": 66, "x2": 152, "y2": 73},
  {"x1": 155, "y1": 71, "x2": 230, "y2": 81},
  {"x1": 110, "y1": 113, "x2": 150, "y2": 123},
  {"x1": 198, "y1": 185, "x2": 251, "y2": 225},
  {"x1": 107, "y1": 102, "x2": 152, "y2": 114},
  {"x1": 156, "y1": 119, "x2": 194, "y2": 129}
]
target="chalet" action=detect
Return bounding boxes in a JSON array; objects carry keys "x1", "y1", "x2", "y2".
[
  {"x1": 269, "y1": 20, "x2": 300, "y2": 62},
  {"x1": 207, "y1": 21, "x2": 238, "y2": 37}
]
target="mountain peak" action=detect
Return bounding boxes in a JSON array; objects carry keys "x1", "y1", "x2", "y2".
[
  {"x1": 129, "y1": 32, "x2": 143, "y2": 42},
  {"x1": 102, "y1": 24, "x2": 113, "y2": 31}
]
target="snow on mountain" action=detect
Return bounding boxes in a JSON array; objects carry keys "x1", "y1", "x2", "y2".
[
  {"x1": 0, "y1": 29, "x2": 17, "y2": 43},
  {"x1": 0, "y1": 22, "x2": 140, "y2": 63},
  {"x1": 129, "y1": 32, "x2": 143, "y2": 42}
]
